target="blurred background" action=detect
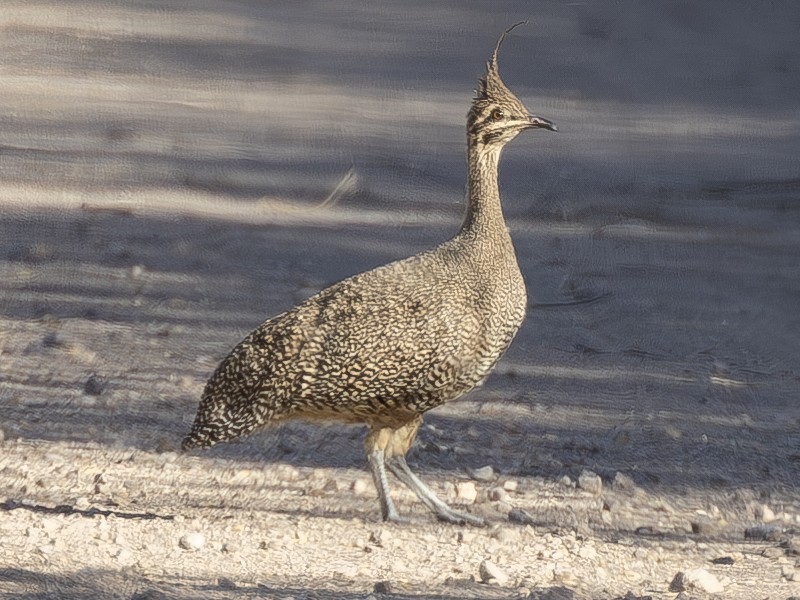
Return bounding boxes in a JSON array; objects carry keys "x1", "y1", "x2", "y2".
[{"x1": 1, "y1": 0, "x2": 798, "y2": 495}]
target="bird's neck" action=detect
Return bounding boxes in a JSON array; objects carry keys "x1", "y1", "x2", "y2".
[{"x1": 460, "y1": 141, "x2": 509, "y2": 240}]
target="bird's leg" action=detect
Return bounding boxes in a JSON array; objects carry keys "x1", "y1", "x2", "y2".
[
  {"x1": 383, "y1": 416, "x2": 485, "y2": 527},
  {"x1": 365, "y1": 427, "x2": 406, "y2": 523},
  {"x1": 386, "y1": 455, "x2": 485, "y2": 526}
]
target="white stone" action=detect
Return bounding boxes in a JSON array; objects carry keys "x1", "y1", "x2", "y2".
[
  {"x1": 759, "y1": 504, "x2": 776, "y2": 523},
  {"x1": 502, "y1": 480, "x2": 519, "y2": 492},
  {"x1": 487, "y1": 487, "x2": 508, "y2": 502},
  {"x1": 455, "y1": 481, "x2": 478, "y2": 504},
  {"x1": 478, "y1": 559, "x2": 509, "y2": 585},
  {"x1": 40, "y1": 518, "x2": 61, "y2": 535},
  {"x1": 351, "y1": 479, "x2": 369, "y2": 495},
  {"x1": 116, "y1": 547, "x2": 135, "y2": 566},
  {"x1": 468, "y1": 465, "x2": 495, "y2": 482},
  {"x1": 577, "y1": 470, "x2": 602, "y2": 495},
  {"x1": 670, "y1": 568, "x2": 724, "y2": 594},
  {"x1": 179, "y1": 532, "x2": 205, "y2": 551}
]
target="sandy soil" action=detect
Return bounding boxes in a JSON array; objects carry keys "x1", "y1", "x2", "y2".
[{"x1": 1, "y1": 2, "x2": 799, "y2": 599}]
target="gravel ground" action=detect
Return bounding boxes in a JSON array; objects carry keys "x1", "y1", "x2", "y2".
[{"x1": 1, "y1": 2, "x2": 799, "y2": 599}]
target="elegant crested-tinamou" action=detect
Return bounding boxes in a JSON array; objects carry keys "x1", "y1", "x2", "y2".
[{"x1": 183, "y1": 23, "x2": 556, "y2": 525}]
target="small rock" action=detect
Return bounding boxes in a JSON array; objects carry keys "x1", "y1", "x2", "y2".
[
  {"x1": 502, "y1": 480, "x2": 518, "y2": 492},
  {"x1": 783, "y1": 536, "x2": 800, "y2": 555},
  {"x1": 42, "y1": 331, "x2": 67, "y2": 348},
  {"x1": 179, "y1": 532, "x2": 205, "y2": 551},
  {"x1": 456, "y1": 530, "x2": 476, "y2": 544},
  {"x1": 691, "y1": 520, "x2": 723, "y2": 536},
  {"x1": 745, "y1": 525, "x2": 782, "y2": 541},
  {"x1": 578, "y1": 470, "x2": 602, "y2": 495},
  {"x1": 559, "y1": 475, "x2": 573, "y2": 488},
  {"x1": 478, "y1": 559, "x2": 509, "y2": 585},
  {"x1": 508, "y1": 507, "x2": 536, "y2": 525},
  {"x1": 217, "y1": 577, "x2": 237, "y2": 590},
  {"x1": 781, "y1": 565, "x2": 797, "y2": 581},
  {"x1": 758, "y1": 504, "x2": 777, "y2": 523},
  {"x1": 40, "y1": 518, "x2": 61, "y2": 535},
  {"x1": 711, "y1": 556, "x2": 735, "y2": 565},
  {"x1": 221, "y1": 541, "x2": 239, "y2": 554},
  {"x1": 129, "y1": 264, "x2": 145, "y2": 279},
  {"x1": 455, "y1": 481, "x2": 478, "y2": 504},
  {"x1": 488, "y1": 487, "x2": 508, "y2": 502},
  {"x1": 373, "y1": 581, "x2": 393, "y2": 594},
  {"x1": 369, "y1": 529, "x2": 389, "y2": 547},
  {"x1": 74, "y1": 496, "x2": 91, "y2": 510},
  {"x1": 351, "y1": 479, "x2": 369, "y2": 495},
  {"x1": 84, "y1": 375, "x2": 107, "y2": 396},
  {"x1": 762, "y1": 546, "x2": 784, "y2": 559},
  {"x1": 116, "y1": 547, "x2": 134, "y2": 566},
  {"x1": 612, "y1": 472, "x2": 636, "y2": 491},
  {"x1": 492, "y1": 528, "x2": 517, "y2": 544},
  {"x1": 669, "y1": 568, "x2": 724, "y2": 594},
  {"x1": 467, "y1": 465, "x2": 495, "y2": 482}
]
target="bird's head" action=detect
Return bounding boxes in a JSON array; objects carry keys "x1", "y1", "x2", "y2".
[{"x1": 467, "y1": 22, "x2": 556, "y2": 149}]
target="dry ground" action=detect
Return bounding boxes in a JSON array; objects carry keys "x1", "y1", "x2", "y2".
[{"x1": 1, "y1": 2, "x2": 799, "y2": 599}]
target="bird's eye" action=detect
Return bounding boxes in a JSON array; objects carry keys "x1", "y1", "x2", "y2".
[{"x1": 490, "y1": 108, "x2": 505, "y2": 121}]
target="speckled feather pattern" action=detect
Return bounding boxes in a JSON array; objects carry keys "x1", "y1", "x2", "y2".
[{"x1": 183, "y1": 233, "x2": 526, "y2": 448}]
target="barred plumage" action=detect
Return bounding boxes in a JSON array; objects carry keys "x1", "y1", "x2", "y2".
[{"x1": 183, "y1": 23, "x2": 556, "y2": 525}]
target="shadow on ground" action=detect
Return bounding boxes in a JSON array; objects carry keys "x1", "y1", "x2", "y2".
[{"x1": 0, "y1": 567, "x2": 587, "y2": 600}]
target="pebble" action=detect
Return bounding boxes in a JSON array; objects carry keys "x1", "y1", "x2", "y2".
[
  {"x1": 351, "y1": 479, "x2": 369, "y2": 495},
  {"x1": 467, "y1": 465, "x2": 495, "y2": 482},
  {"x1": 478, "y1": 559, "x2": 509, "y2": 585},
  {"x1": 492, "y1": 528, "x2": 517, "y2": 544},
  {"x1": 215, "y1": 577, "x2": 236, "y2": 590},
  {"x1": 84, "y1": 375, "x2": 107, "y2": 396},
  {"x1": 745, "y1": 525, "x2": 783, "y2": 541},
  {"x1": 455, "y1": 481, "x2": 477, "y2": 504},
  {"x1": 40, "y1": 518, "x2": 61, "y2": 535},
  {"x1": 179, "y1": 532, "x2": 205, "y2": 551},
  {"x1": 758, "y1": 504, "x2": 776, "y2": 523},
  {"x1": 762, "y1": 546, "x2": 784, "y2": 559},
  {"x1": 221, "y1": 541, "x2": 239, "y2": 554},
  {"x1": 502, "y1": 480, "x2": 518, "y2": 492},
  {"x1": 669, "y1": 568, "x2": 724, "y2": 594},
  {"x1": 42, "y1": 331, "x2": 66, "y2": 348},
  {"x1": 578, "y1": 470, "x2": 603, "y2": 495},
  {"x1": 781, "y1": 565, "x2": 797, "y2": 581},
  {"x1": 508, "y1": 508, "x2": 536, "y2": 525},
  {"x1": 487, "y1": 487, "x2": 508, "y2": 502},
  {"x1": 612, "y1": 471, "x2": 636, "y2": 491},
  {"x1": 116, "y1": 547, "x2": 135, "y2": 566}
]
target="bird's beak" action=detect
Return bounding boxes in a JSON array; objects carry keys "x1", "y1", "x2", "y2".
[{"x1": 527, "y1": 115, "x2": 557, "y2": 132}]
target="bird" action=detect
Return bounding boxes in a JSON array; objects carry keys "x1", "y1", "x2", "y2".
[{"x1": 182, "y1": 23, "x2": 556, "y2": 526}]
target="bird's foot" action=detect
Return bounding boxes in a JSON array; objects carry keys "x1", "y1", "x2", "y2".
[{"x1": 382, "y1": 511, "x2": 412, "y2": 525}]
